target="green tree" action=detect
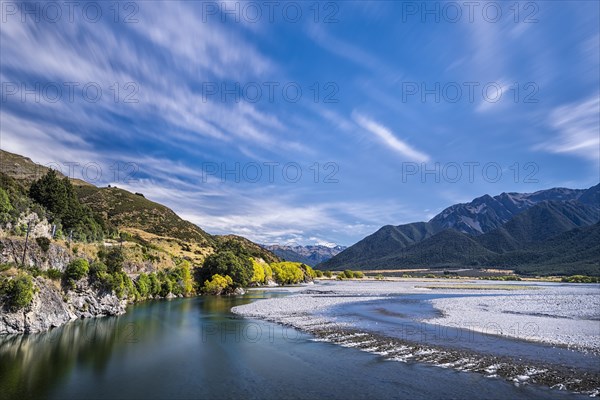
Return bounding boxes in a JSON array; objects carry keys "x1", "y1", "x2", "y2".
[
  {"x1": 29, "y1": 170, "x2": 104, "y2": 242},
  {"x1": 323, "y1": 271, "x2": 333, "y2": 278},
  {"x1": 251, "y1": 258, "x2": 266, "y2": 284},
  {"x1": 202, "y1": 251, "x2": 253, "y2": 288},
  {"x1": 89, "y1": 261, "x2": 108, "y2": 280},
  {"x1": 149, "y1": 273, "x2": 161, "y2": 296},
  {"x1": 105, "y1": 247, "x2": 124, "y2": 273},
  {"x1": 136, "y1": 273, "x2": 151, "y2": 298},
  {"x1": 65, "y1": 258, "x2": 90, "y2": 282},
  {"x1": 160, "y1": 277, "x2": 173, "y2": 297},
  {"x1": 29, "y1": 170, "x2": 68, "y2": 216},
  {"x1": 203, "y1": 274, "x2": 233, "y2": 295},
  {"x1": 271, "y1": 262, "x2": 304, "y2": 285},
  {"x1": 263, "y1": 263, "x2": 273, "y2": 282},
  {"x1": 0, "y1": 187, "x2": 12, "y2": 213},
  {"x1": 176, "y1": 261, "x2": 194, "y2": 295}
]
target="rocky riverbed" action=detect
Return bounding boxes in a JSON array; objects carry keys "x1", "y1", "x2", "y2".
[{"x1": 232, "y1": 280, "x2": 600, "y2": 396}]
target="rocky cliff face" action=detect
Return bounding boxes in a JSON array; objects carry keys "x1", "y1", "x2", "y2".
[
  {"x1": 0, "y1": 238, "x2": 72, "y2": 271},
  {"x1": 0, "y1": 277, "x2": 126, "y2": 334}
]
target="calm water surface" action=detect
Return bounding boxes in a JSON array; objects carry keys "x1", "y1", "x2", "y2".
[{"x1": 0, "y1": 291, "x2": 590, "y2": 399}]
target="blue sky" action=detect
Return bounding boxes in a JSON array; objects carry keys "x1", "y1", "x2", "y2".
[{"x1": 1, "y1": 1, "x2": 598, "y2": 246}]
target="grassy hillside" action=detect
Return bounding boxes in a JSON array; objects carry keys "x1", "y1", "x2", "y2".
[
  {"x1": 0, "y1": 149, "x2": 277, "y2": 272},
  {"x1": 75, "y1": 185, "x2": 213, "y2": 246}
]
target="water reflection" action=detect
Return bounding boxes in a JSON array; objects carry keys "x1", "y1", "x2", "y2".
[{"x1": 0, "y1": 293, "x2": 591, "y2": 400}]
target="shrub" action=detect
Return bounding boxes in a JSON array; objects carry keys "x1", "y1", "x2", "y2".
[
  {"x1": 336, "y1": 273, "x2": 344, "y2": 280},
  {"x1": 343, "y1": 270, "x2": 355, "y2": 279},
  {"x1": 354, "y1": 271, "x2": 364, "y2": 279},
  {"x1": 315, "y1": 270, "x2": 324, "y2": 278},
  {"x1": 45, "y1": 268, "x2": 62, "y2": 280},
  {"x1": 424, "y1": 274, "x2": 436, "y2": 279},
  {"x1": 561, "y1": 275, "x2": 600, "y2": 283},
  {"x1": 375, "y1": 274, "x2": 384, "y2": 280},
  {"x1": 203, "y1": 274, "x2": 233, "y2": 295},
  {"x1": 323, "y1": 271, "x2": 333, "y2": 278},
  {"x1": 89, "y1": 261, "x2": 108, "y2": 280},
  {"x1": 65, "y1": 259, "x2": 89, "y2": 282},
  {"x1": 2, "y1": 274, "x2": 35, "y2": 310},
  {"x1": 36, "y1": 237, "x2": 51, "y2": 252}
]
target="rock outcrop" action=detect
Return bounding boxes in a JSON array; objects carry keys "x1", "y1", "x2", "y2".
[
  {"x1": 0, "y1": 238, "x2": 72, "y2": 271},
  {"x1": 0, "y1": 277, "x2": 126, "y2": 334}
]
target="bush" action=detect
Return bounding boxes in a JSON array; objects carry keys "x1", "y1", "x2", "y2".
[
  {"x1": 36, "y1": 237, "x2": 51, "y2": 252},
  {"x1": 65, "y1": 259, "x2": 89, "y2": 282},
  {"x1": 89, "y1": 261, "x2": 108, "y2": 280},
  {"x1": 315, "y1": 270, "x2": 324, "y2": 278},
  {"x1": 323, "y1": 271, "x2": 333, "y2": 278},
  {"x1": 203, "y1": 274, "x2": 233, "y2": 295},
  {"x1": 2, "y1": 274, "x2": 35, "y2": 310},
  {"x1": 343, "y1": 270, "x2": 355, "y2": 279},
  {"x1": 336, "y1": 273, "x2": 344, "y2": 280},
  {"x1": 561, "y1": 275, "x2": 600, "y2": 283},
  {"x1": 45, "y1": 268, "x2": 62, "y2": 280},
  {"x1": 354, "y1": 271, "x2": 364, "y2": 279},
  {"x1": 424, "y1": 274, "x2": 437, "y2": 278},
  {"x1": 375, "y1": 274, "x2": 384, "y2": 280}
]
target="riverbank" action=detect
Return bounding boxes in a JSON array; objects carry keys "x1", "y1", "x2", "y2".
[
  {"x1": 0, "y1": 276, "x2": 126, "y2": 334},
  {"x1": 232, "y1": 280, "x2": 600, "y2": 395}
]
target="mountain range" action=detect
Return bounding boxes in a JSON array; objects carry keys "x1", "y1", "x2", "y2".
[
  {"x1": 318, "y1": 185, "x2": 600, "y2": 276},
  {"x1": 261, "y1": 244, "x2": 347, "y2": 266}
]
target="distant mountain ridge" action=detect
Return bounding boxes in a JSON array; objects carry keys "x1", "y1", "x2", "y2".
[
  {"x1": 262, "y1": 244, "x2": 347, "y2": 266},
  {"x1": 318, "y1": 184, "x2": 600, "y2": 275},
  {"x1": 429, "y1": 188, "x2": 587, "y2": 235}
]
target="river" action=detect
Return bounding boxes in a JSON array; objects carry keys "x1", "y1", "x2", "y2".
[{"x1": 0, "y1": 290, "x2": 590, "y2": 399}]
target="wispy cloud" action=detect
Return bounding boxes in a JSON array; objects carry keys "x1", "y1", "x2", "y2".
[
  {"x1": 539, "y1": 95, "x2": 600, "y2": 162},
  {"x1": 352, "y1": 112, "x2": 430, "y2": 162}
]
